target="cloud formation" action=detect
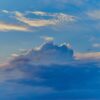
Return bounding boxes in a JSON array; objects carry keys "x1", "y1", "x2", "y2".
[
  {"x1": 9, "y1": 41, "x2": 74, "y2": 65},
  {"x1": 0, "y1": 22, "x2": 29, "y2": 32},
  {"x1": 15, "y1": 11, "x2": 76, "y2": 27},
  {"x1": 87, "y1": 10, "x2": 100, "y2": 20},
  {"x1": 0, "y1": 10, "x2": 76, "y2": 32},
  {"x1": 0, "y1": 42, "x2": 100, "y2": 100},
  {"x1": 76, "y1": 52, "x2": 100, "y2": 60}
]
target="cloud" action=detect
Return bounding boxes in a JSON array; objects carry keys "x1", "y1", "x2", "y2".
[
  {"x1": 76, "y1": 52, "x2": 100, "y2": 60},
  {"x1": 93, "y1": 43, "x2": 100, "y2": 48},
  {"x1": 15, "y1": 11, "x2": 76, "y2": 27},
  {"x1": 1, "y1": 10, "x2": 9, "y2": 14},
  {"x1": 0, "y1": 42, "x2": 100, "y2": 99},
  {"x1": 0, "y1": 42, "x2": 74, "y2": 85},
  {"x1": 41, "y1": 36, "x2": 54, "y2": 42},
  {"x1": 0, "y1": 10, "x2": 76, "y2": 32},
  {"x1": 0, "y1": 22, "x2": 29, "y2": 32},
  {"x1": 87, "y1": 10, "x2": 100, "y2": 20},
  {"x1": 15, "y1": 11, "x2": 56, "y2": 27},
  {"x1": 9, "y1": 41, "x2": 74, "y2": 65}
]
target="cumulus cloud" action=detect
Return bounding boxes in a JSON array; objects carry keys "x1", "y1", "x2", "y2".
[
  {"x1": 0, "y1": 42, "x2": 74, "y2": 84},
  {"x1": 0, "y1": 42, "x2": 100, "y2": 99},
  {"x1": 9, "y1": 41, "x2": 74, "y2": 65},
  {"x1": 1, "y1": 41, "x2": 100, "y2": 69}
]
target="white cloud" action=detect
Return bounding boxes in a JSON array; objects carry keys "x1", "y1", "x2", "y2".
[
  {"x1": 1, "y1": 41, "x2": 99, "y2": 69},
  {"x1": 1, "y1": 10, "x2": 9, "y2": 14},
  {"x1": 41, "y1": 36, "x2": 54, "y2": 42},
  {"x1": 11, "y1": 53, "x2": 19, "y2": 57},
  {"x1": 9, "y1": 42, "x2": 74, "y2": 65},
  {"x1": 31, "y1": 11, "x2": 48, "y2": 16},
  {"x1": 1, "y1": 42, "x2": 100, "y2": 67}
]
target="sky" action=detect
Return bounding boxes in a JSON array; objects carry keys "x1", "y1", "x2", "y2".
[
  {"x1": 0, "y1": 0, "x2": 100, "y2": 63},
  {"x1": 0, "y1": 0, "x2": 100, "y2": 100}
]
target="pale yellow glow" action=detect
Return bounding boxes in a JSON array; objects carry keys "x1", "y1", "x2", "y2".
[
  {"x1": 76, "y1": 52, "x2": 100, "y2": 59},
  {"x1": 0, "y1": 22, "x2": 29, "y2": 32}
]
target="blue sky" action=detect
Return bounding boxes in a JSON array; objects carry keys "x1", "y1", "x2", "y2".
[{"x1": 0, "y1": 0, "x2": 100, "y2": 63}]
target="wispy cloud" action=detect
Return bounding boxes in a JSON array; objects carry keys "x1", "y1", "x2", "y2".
[
  {"x1": 0, "y1": 10, "x2": 76, "y2": 31},
  {"x1": 0, "y1": 22, "x2": 29, "y2": 32},
  {"x1": 41, "y1": 36, "x2": 54, "y2": 42},
  {"x1": 87, "y1": 10, "x2": 100, "y2": 20},
  {"x1": 93, "y1": 43, "x2": 100, "y2": 48},
  {"x1": 15, "y1": 11, "x2": 56, "y2": 27},
  {"x1": 14, "y1": 11, "x2": 76, "y2": 27},
  {"x1": 76, "y1": 52, "x2": 100, "y2": 60},
  {"x1": 1, "y1": 10, "x2": 9, "y2": 14}
]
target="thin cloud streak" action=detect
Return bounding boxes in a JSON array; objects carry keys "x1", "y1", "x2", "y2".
[
  {"x1": 0, "y1": 22, "x2": 30, "y2": 32},
  {"x1": 15, "y1": 11, "x2": 76, "y2": 27},
  {"x1": 87, "y1": 10, "x2": 100, "y2": 20},
  {"x1": 76, "y1": 52, "x2": 100, "y2": 60}
]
